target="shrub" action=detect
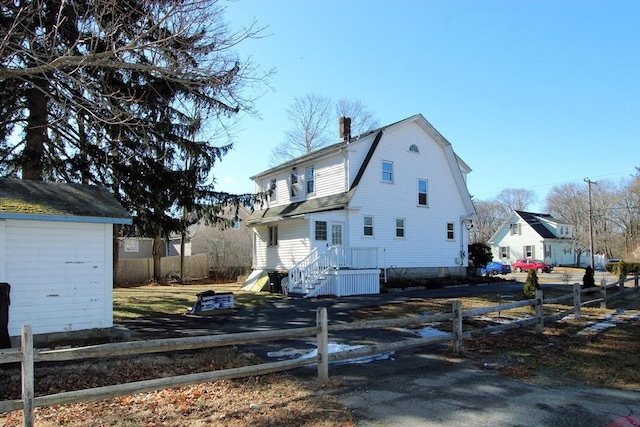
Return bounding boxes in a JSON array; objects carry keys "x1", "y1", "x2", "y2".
[
  {"x1": 523, "y1": 269, "x2": 540, "y2": 299},
  {"x1": 468, "y1": 242, "x2": 492, "y2": 268}
]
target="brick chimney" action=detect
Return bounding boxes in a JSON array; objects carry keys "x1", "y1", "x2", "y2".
[{"x1": 339, "y1": 117, "x2": 351, "y2": 141}]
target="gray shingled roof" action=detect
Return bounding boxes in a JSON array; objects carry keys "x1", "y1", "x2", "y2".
[
  {"x1": 0, "y1": 179, "x2": 131, "y2": 221},
  {"x1": 247, "y1": 190, "x2": 354, "y2": 225}
]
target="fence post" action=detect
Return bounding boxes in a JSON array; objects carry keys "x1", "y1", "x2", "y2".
[
  {"x1": 452, "y1": 301, "x2": 462, "y2": 354},
  {"x1": 600, "y1": 279, "x2": 607, "y2": 309},
  {"x1": 635, "y1": 272, "x2": 639, "y2": 293},
  {"x1": 316, "y1": 307, "x2": 329, "y2": 383},
  {"x1": 535, "y1": 290, "x2": 544, "y2": 335},
  {"x1": 573, "y1": 283, "x2": 581, "y2": 320},
  {"x1": 22, "y1": 325, "x2": 34, "y2": 427}
]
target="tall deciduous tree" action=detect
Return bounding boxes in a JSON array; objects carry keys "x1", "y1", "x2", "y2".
[
  {"x1": 0, "y1": 0, "x2": 270, "y2": 280},
  {"x1": 495, "y1": 188, "x2": 537, "y2": 216},
  {"x1": 471, "y1": 199, "x2": 508, "y2": 244},
  {"x1": 269, "y1": 94, "x2": 378, "y2": 165},
  {"x1": 545, "y1": 182, "x2": 590, "y2": 265}
]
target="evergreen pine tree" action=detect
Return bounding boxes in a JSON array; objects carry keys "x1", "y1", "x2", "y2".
[{"x1": 523, "y1": 269, "x2": 540, "y2": 299}]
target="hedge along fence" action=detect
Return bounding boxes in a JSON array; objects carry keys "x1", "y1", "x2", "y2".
[{"x1": 1, "y1": 278, "x2": 638, "y2": 427}]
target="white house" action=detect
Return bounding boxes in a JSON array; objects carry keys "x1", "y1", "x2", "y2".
[
  {"x1": 245, "y1": 114, "x2": 476, "y2": 297},
  {"x1": 488, "y1": 210, "x2": 579, "y2": 267},
  {"x1": 0, "y1": 179, "x2": 131, "y2": 346}
]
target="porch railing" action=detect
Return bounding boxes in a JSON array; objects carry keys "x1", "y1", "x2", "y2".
[{"x1": 285, "y1": 247, "x2": 378, "y2": 295}]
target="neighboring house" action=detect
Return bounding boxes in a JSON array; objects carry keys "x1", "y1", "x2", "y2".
[
  {"x1": 488, "y1": 210, "x2": 580, "y2": 267},
  {"x1": 0, "y1": 179, "x2": 131, "y2": 346},
  {"x1": 117, "y1": 233, "x2": 191, "y2": 260},
  {"x1": 189, "y1": 204, "x2": 252, "y2": 271},
  {"x1": 246, "y1": 114, "x2": 476, "y2": 297}
]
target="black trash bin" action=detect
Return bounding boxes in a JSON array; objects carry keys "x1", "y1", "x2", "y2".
[
  {"x1": 0, "y1": 283, "x2": 10, "y2": 349},
  {"x1": 268, "y1": 271, "x2": 285, "y2": 294}
]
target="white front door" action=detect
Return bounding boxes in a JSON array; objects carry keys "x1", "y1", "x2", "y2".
[{"x1": 331, "y1": 222, "x2": 343, "y2": 246}]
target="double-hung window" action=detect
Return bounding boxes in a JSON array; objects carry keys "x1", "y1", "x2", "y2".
[
  {"x1": 524, "y1": 245, "x2": 534, "y2": 258},
  {"x1": 446, "y1": 222, "x2": 455, "y2": 240},
  {"x1": 395, "y1": 218, "x2": 405, "y2": 238},
  {"x1": 306, "y1": 166, "x2": 315, "y2": 195},
  {"x1": 231, "y1": 217, "x2": 240, "y2": 230},
  {"x1": 314, "y1": 221, "x2": 327, "y2": 241},
  {"x1": 500, "y1": 246, "x2": 509, "y2": 259},
  {"x1": 418, "y1": 179, "x2": 428, "y2": 206},
  {"x1": 381, "y1": 161, "x2": 393, "y2": 183},
  {"x1": 363, "y1": 215, "x2": 374, "y2": 237}
]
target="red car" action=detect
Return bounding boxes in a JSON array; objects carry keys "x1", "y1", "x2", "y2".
[{"x1": 512, "y1": 258, "x2": 553, "y2": 273}]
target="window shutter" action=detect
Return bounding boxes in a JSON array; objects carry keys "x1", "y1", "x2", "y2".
[{"x1": 518, "y1": 223, "x2": 522, "y2": 235}]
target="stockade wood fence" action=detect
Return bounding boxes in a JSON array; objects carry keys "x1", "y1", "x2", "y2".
[{"x1": 2, "y1": 276, "x2": 638, "y2": 427}]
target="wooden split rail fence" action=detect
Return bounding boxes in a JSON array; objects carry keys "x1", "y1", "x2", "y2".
[{"x1": 1, "y1": 274, "x2": 638, "y2": 427}]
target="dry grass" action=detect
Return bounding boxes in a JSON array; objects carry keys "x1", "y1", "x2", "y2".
[
  {"x1": 354, "y1": 287, "x2": 640, "y2": 390},
  {"x1": 113, "y1": 282, "x2": 276, "y2": 320},
  {"x1": 0, "y1": 348, "x2": 354, "y2": 426}
]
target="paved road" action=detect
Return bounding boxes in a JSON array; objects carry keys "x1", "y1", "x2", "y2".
[
  {"x1": 323, "y1": 350, "x2": 640, "y2": 427},
  {"x1": 115, "y1": 275, "x2": 639, "y2": 427}
]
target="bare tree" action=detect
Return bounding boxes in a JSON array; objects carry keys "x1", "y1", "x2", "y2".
[
  {"x1": 335, "y1": 98, "x2": 379, "y2": 138},
  {"x1": 545, "y1": 183, "x2": 590, "y2": 266},
  {"x1": 600, "y1": 171, "x2": 640, "y2": 258},
  {"x1": 471, "y1": 199, "x2": 508, "y2": 244},
  {"x1": 269, "y1": 94, "x2": 378, "y2": 165},
  {"x1": 268, "y1": 94, "x2": 332, "y2": 165},
  {"x1": 495, "y1": 188, "x2": 537, "y2": 216}
]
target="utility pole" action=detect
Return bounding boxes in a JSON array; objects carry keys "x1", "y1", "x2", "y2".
[{"x1": 584, "y1": 178, "x2": 597, "y2": 269}]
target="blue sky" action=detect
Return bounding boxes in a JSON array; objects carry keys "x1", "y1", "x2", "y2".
[{"x1": 214, "y1": 0, "x2": 640, "y2": 211}]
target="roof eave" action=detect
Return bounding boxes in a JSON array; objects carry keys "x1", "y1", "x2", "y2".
[{"x1": 0, "y1": 212, "x2": 133, "y2": 224}]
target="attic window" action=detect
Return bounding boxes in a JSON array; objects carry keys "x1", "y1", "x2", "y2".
[{"x1": 409, "y1": 144, "x2": 419, "y2": 153}]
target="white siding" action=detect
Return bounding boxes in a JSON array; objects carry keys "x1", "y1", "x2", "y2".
[
  {"x1": 3, "y1": 219, "x2": 113, "y2": 336},
  {"x1": 349, "y1": 121, "x2": 469, "y2": 268},
  {"x1": 345, "y1": 133, "x2": 377, "y2": 186},
  {"x1": 312, "y1": 153, "x2": 347, "y2": 198},
  {"x1": 256, "y1": 152, "x2": 347, "y2": 210},
  {"x1": 252, "y1": 219, "x2": 310, "y2": 270}
]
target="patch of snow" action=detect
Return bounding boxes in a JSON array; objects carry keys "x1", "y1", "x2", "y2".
[
  {"x1": 268, "y1": 342, "x2": 394, "y2": 365},
  {"x1": 400, "y1": 326, "x2": 449, "y2": 338},
  {"x1": 268, "y1": 324, "x2": 453, "y2": 366},
  {"x1": 577, "y1": 309, "x2": 639, "y2": 335}
]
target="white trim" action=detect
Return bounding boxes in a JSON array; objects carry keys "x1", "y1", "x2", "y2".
[{"x1": 0, "y1": 212, "x2": 131, "y2": 224}]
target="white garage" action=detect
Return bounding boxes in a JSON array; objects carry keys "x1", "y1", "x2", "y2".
[{"x1": 0, "y1": 179, "x2": 131, "y2": 346}]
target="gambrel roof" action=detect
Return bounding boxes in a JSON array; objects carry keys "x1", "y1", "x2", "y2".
[{"x1": 248, "y1": 114, "x2": 475, "y2": 225}]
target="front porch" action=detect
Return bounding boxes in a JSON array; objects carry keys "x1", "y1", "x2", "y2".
[{"x1": 283, "y1": 246, "x2": 380, "y2": 298}]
